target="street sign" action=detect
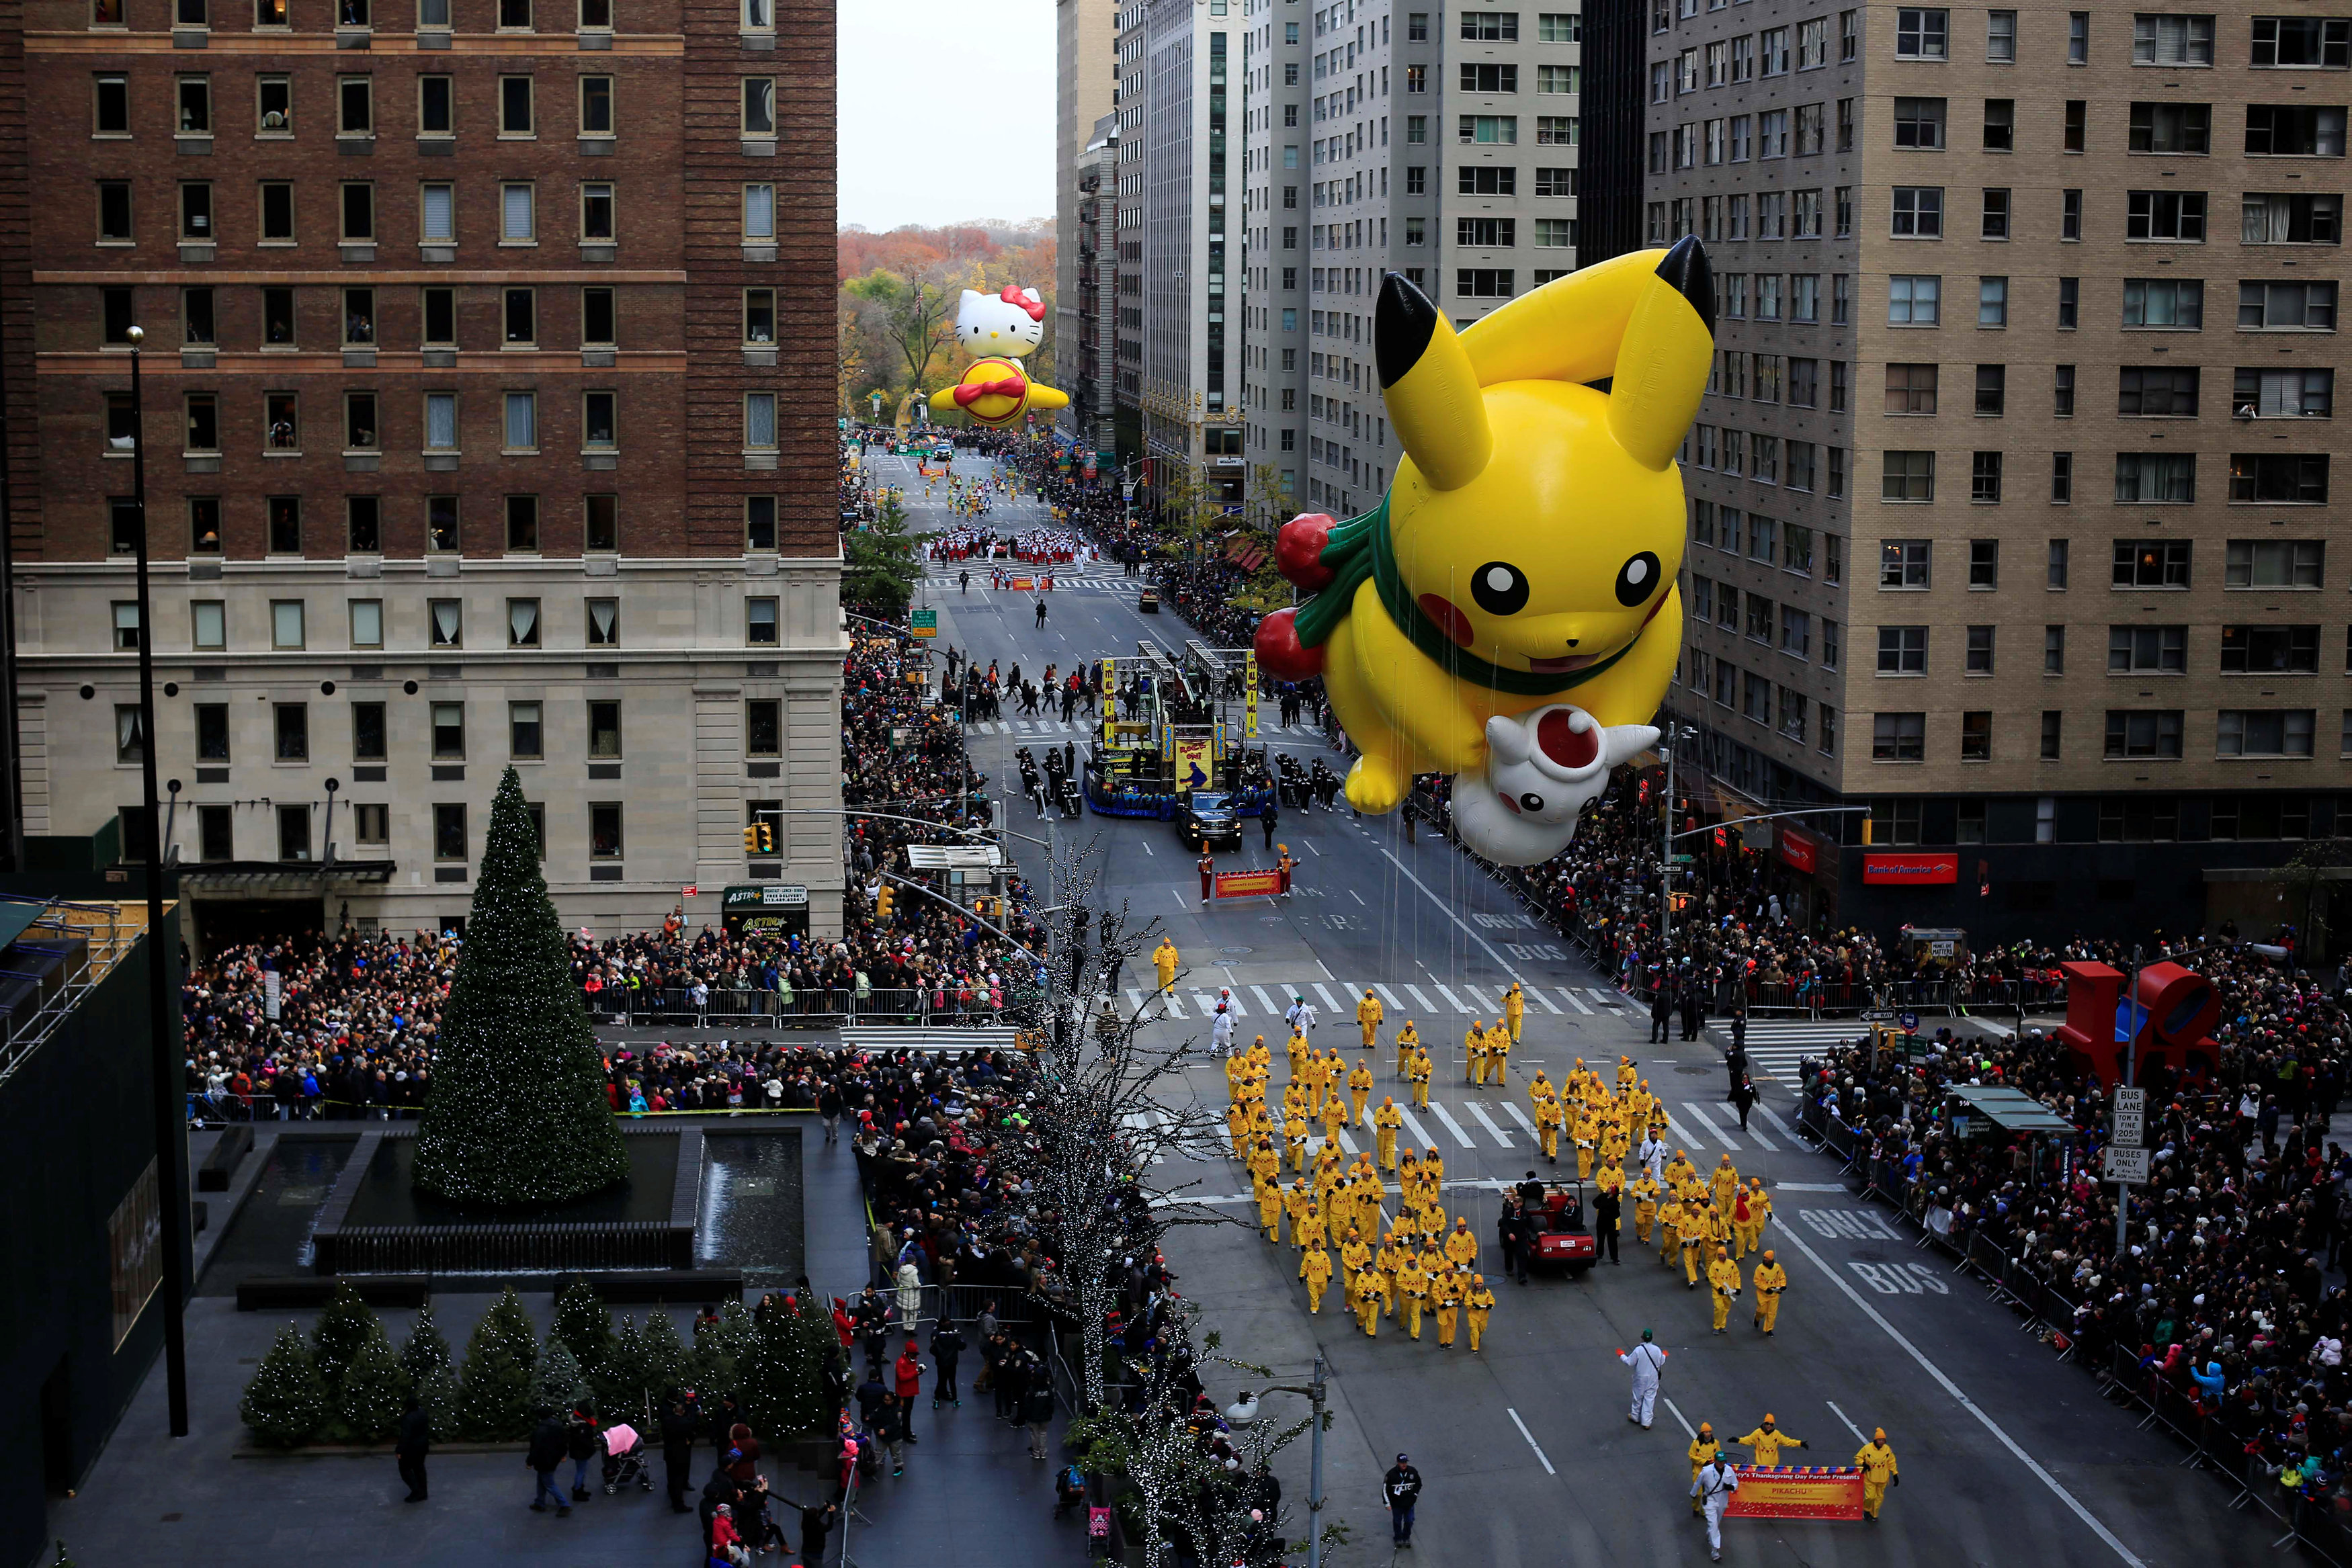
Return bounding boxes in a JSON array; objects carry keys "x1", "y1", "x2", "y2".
[
  {"x1": 1671, "y1": 853, "x2": 1697, "y2": 865},
  {"x1": 909, "y1": 608, "x2": 937, "y2": 638},
  {"x1": 2103, "y1": 1146, "x2": 2150, "y2": 1185},
  {"x1": 2113, "y1": 1088, "x2": 2146, "y2": 1115},
  {"x1": 1898, "y1": 1011, "x2": 1919, "y2": 1033},
  {"x1": 1859, "y1": 1009, "x2": 1896, "y2": 1023},
  {"x1": 2113, "y1": 1110, "x2": 2145, "y2": 1147}
]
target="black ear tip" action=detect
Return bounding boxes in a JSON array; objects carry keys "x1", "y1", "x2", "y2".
[
  {"x1": 1376, "y1": 272, "x2": 1439, "y2": 390},
  {"x1": 1656, "y1": 237, "x2": 1716, "y2": 337}
]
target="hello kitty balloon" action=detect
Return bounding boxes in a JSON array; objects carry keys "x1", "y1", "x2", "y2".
[{"x1": 927, "y1": 286, "x2": 1070, "y2": 429}]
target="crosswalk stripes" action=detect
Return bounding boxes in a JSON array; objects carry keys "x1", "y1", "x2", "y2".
[
  {"x1": 1661, "y1": 1108, "x2": 1708, "y2": 1151},
  {"x1": 841, "y1": 1025, "x2": 1017, "y2": 1053},
  {"x1": 1310, "y1": 982, "x2": 1342, "y2": 1012},
  {"x1": 1557, "y1": 988, "x2": 1593, "y2": 1015},
  {"x1": 1712, "y1": 1018, "x2": 1865, "y2": 1082},
  {"x1": 1527, "y1": 988, "x2": 1562, "y2": 1016},
  {"x1": 1501, "y1": 1100, "x2": 1540, "y2": 1139},
  {"x1": 1753, "y1": 1104, "x2": 1801, "y2": 1142},
  {"x1": 1681, "y1": 1099, "x2": 1742, "y2": 1151},
  {"x1": 1437, "y1": 984, "x2": 1468, "y2": 1013},
  {"x1": 1404, "y1": 985, "x2": 1435, "y2": 1011},
  {"x1": 1589, "y1": 988, "x2": 1630, "y2": 1016},
  {"x1": 1397, "y1": 1106, "x2": 1436, "y2": 1148},
  {"x1": 1427, "y1": 1102, "x2": 1477, "y2": 1149},
  {"x1": 1250, "y1": 985, "x2": 1281, "y2": 1014},
  {"x1": 1464, "y1": 1100, "x2": 1515, "y2": 1148},
  {"x1": 1373, "y1": 984, "x2": 1404, "y2": 1009}
]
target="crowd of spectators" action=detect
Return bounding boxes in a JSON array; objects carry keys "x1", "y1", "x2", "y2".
[{"x1": 1799, "y1": 942, "x2": 2352, "y2": 1508}]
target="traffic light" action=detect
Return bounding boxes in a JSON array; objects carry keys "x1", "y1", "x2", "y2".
[
  {"x1": 756, "y1": 820, "x2": 775, "y2": 854},
  {"x1": 742, "y1": 824, "x2": 759, "y2": 853},
  {"x1": 876, "y1": 885, "x2": 895, "y2": 921}
]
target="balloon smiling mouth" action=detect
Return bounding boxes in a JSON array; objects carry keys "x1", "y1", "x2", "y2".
[{"x1": 1516, "y1": 593, "x2": 1671, "y2": 674}]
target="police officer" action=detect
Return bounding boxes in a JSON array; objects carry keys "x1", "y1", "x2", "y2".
[
  {"x1": 1593, "y1": 1178, "x2": 1622, "y2": 1265},
  {"x1": 1382, "y1": 1453, "x2": 1423, "y2": 1547}
]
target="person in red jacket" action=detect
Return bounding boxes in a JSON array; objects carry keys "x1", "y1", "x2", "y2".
[
  {"x1": 708, "y1": 1501, "x2": 745, "y2": 1564},
  {"x1": 892, "y1": 1339, "x2": 926, "y2": 1444}
]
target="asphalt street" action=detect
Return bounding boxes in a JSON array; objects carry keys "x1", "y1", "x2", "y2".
[{"x1": 851, "y1": 447, "x2": 2282, "y2": 1568}]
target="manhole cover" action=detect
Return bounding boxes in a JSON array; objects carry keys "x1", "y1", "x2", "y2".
[{"x1": 1220, "y1": 946, "x2": 1255, "y2": 955}]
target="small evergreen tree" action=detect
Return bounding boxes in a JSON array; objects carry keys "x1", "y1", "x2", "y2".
[
  {"x1": 640, "y1": 1308, "x2": 692, "y2": 1401},
  {"x1": 308, "y1": 1279, "x2": 382, "y2": 1400},
  {"x1": 531, "y1": 1337, "x2": 591, "y2": 1420},
  {"x1": 553, "y1": 1281, "x2": 619, "y2": 1383},
  {"x1": 413, "y1": 768, "x2": 628, "y2": 1204},
  {"x1": 336, "y1": 1318, "x2": 411, "y2": 1442},
  {"x1": 455, "y1": 1287, "x2": 540, "y2": 1440},
  {"x1": 691, "y1": 1299, "x2": 753, "y2": 1401},
  {"x1": 599, "y1": 1314, "x2": 649, "y2": 1420},
  {"x1": 240, "y1": 1323, "x2": 329, "y2": 1448},
  {"x1": 398, "y1": 1303, "x2": 460, "y2": 1442}
]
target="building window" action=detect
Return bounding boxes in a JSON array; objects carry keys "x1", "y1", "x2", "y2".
[
  {"x1": 587, "y1": 700, "x2": 622, "y2": 758},
  {"x1": 509, "y1": 701, "x2": 543, "y2": 758},
  {"x1": 2123, "y1": 277, "x2": 2201, "y2": 327},
  {"x1": 1880, "y1": 539, "x2": 1931, "y2": 586},
  {"x1": 343, "y1": 392, "x2": 378, "y2": 452},
  {"x1": 2113, "y1": 538, "x2": 2193, "y2": 587},
  {"x1": 1894, "y1": 7, "x2": 1947, "y2": 58},
  {"x1": 745, "y1": 495, "x2": 778, "y2": 552},
  {"x1": 429, "y1": 597, "x2": 462, "y2": 646},
  {"x1": 346, "y1": 494, "x2": 380, "y2": 553},
  {"x1": 2217, "y1": 709, "x2": 2315, "y2": 756},
  {"x1": 353, "y1": 702, "x2": 387, "y2": 763},
  {"x1": 499, "y1": 75, "x2": 534, "y2": 134},
  {"x1": 274, "y1": 701, "x2": 309, "y2": 761},
  {"x1": 353, "y1": 803, "x2": 388, "y2": 846},
  {"x1": 2044, "y1": 625, "x2": 2066, "y2": 672},
  {"x1": 1881, "y1": 451, "x2": 1935, "y2": 501},
  {"x1": 349, "y1": 597, "x2": 382, "y2": 648},
  {"x1": 503, "y1": 390, "x2": 537, "y2": 451},
  {"x1": 1888, "y1": 274, "x2": 1939, "y2": 324},
  {"x1": 506, "y1": 597, "x2": 540, "y2": 647},
  {"x1": 584, "y1": 494, "x2": 618, "y2": 553},
  {"x1": 1986, "y1": 9, "x2": 2015, "y2": 61},
  {"x1": 2224, "y1": 537, "x2": 2323, "y2": 586},
  {"x1": 1872, "y1": 712, "x2": 1927, "y2": 760},
  {"x1": 424, "y1": 392, "x2": 458, "y2": 451},
  {"x1": 2113, "y1": 453, "x2": 2196, "y2": 503},
  {"x1": 745, "y1": 392, "x2": 778, "y2": 450},
  {"x1": 1978, "y1": 276, "x2": 2008, "y2": 325},
  {"x1": 589, "y1": 803, "x2": 624, "y2": 861},
  {"x1": 585, "y1": 596, "x2": 618, "y2": 645},
  {"x1": 581, "y1": 181, "x2": 614, "y2": 241},
  {"x1": 746, "y1": 698, "x2": 782, "y2": 757},
  {"x1": 505, "y1": 494, "x2": 539, "y2": 552},
  {"x1": 582, "y1": 390, "x2": 617, "y2": 450},
  {"x1": 266, "y1": 495, "x2": 301, "y2": 553},
  {"x1": 747, "y1": 597, "x2": 779, "y2": 645},
  {"x1": 742, "y1": 77, "x2": 776, "y2": 136},
  {"x1": 1970, "y1": 451, "x2": 2003, "y2": 502},
  {"x1": 2238, "y1": 280, "x2": 2337, "y2": 329},
  {"x1": 1877, "y1": 625, "x2": 1929, "y2": 673},
  {"x1": 1960, "y1": 710, "x2": 1992, "y2": 758},
  {"x1": 192, "y1": 599, "x2": 226, "y2": 648},
  {"x1": 2220, "y1": 623, "x2": 2320, "y2": 672},
  {"x1": 278, "y1": 805, "x2": 312, "y2": 861},
  {"x1": 433, "y1": 802, "x2": 466, "y2": 861},
  {"x1": 579, "y1": 75, "x2": 612, "y2": 136},
  {"x1": 431, "y1": 701, "x2": 465, "y2": 759},
  {"x1": 199, "y1": 804, "x2": 233, "y2": 861}
]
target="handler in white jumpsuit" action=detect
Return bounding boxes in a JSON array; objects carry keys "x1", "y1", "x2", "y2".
[
  {"x1": 1638, "y1": 1134, "x2": 1669, "y2": 1184},
  {"x1": 1620, "y1": 1330, "x2": 1668, "y2": 1428},
  {"x1": 1211, "y1": 1004, "x2": 1236, "y2": 1056},
  {"x1": 1690, "y1": 1454, "x2": 1740, "y2": 1561}
]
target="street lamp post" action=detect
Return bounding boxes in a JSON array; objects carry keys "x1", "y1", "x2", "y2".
[
  {"x1": 1224, "y1": 1352, "x2": 1329, "y2": 1568},
  {"x1": 126, "y1": 324, "x2": 191, "y2": 1436}
]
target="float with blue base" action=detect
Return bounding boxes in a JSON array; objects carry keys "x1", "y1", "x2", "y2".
[{"x1": 1082, "y1": 642, "x2": 1274, "y2": 819}]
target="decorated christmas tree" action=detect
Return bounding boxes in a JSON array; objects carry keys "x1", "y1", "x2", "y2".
[
  {"x1": 308, "y1": 1279, "x2": 380, "y2": 1399},
  {"x1": 398, "y1": 1303, "x2": 460, "y2": 1442},
  {"x1": 747, "y1": 1291, "x2": 843, "y2": 1438},
  {"x1": 531, "y1": 1336, "x2": 591, "y2": 1419},
  {"x1": 336, "y1": 1317, "x2": 411, "y2": 1442},
  {"x1": 455, "y1": 1287, "x2": 540, "y2": 1440},
  {"x1": 599, "y1": 1314, "x2": 649, "y2": 1420},
  {"x1": 639, "y1": 1309, "x2": 692, "y2": 1403},
  {"x1": 553, "y1": 1281, "x2": 619, "y2": 1385},
  {"x1": 240, "y1": 1323, "x2": 328, "y2": 1448},
  {"x1": 413, "y1": 767, "x2": 628, "y2": 1205},
  {"x1": 691, "y1": 1298, "x2": 754, "y2": 1400}
]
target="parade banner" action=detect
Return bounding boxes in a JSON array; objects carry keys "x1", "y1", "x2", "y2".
[
  {"x1": 1244, "y1": 650, "x2": 1259, "y2": 738},
  {"x1": 1175, "y1": 738, "x2": 1213, "y2": 790},
  {"x1": 1214, "y1": 869, "x2": 1286, "y2": 900},
  {"x1": 1009, "y1": 576, "x2": 1036, "y2": 591},
  {"x1": 1100, "y1": 658, "x2": 1117, "y2": 744},
  {"x1": 1721, "y1": 1466, "x2": 1865, "y2": 1521}
]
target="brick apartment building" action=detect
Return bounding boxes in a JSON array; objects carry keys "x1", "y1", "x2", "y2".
[{"x1": 0, "y1": 0, "x2": 845, "y2": 946}]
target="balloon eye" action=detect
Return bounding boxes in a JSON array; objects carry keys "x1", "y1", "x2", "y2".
[
  {"x1": 1519, "y1": 793, "x2": 1546, "y2": 812},
  {"x1": 1615, "y1": 552, "x2": 1661, "y2": 608},
  {"x1": 1470, "y1": 560, "x2": 1529, "y2": 616}
]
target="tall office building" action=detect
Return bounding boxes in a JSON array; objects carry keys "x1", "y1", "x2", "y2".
[
  {"x1": 1073, "y1": 111, "x2": 1123, "y2": 470},
  {"x1": 1241, "y1": 0, "x2": 1583, "y2": 519},
  {"x1": 2, "y1": 0, "x2": 845, "y2": 946},
  {"x1": 1118, "y1": 0, "x2": 1245, "y2": 509},
  {"x1": 1644, "y1": 0, "x2": 2352, "y2": 938},
  {"x1": 1058, "y1": 0, "x2": 1119, "y2": 447}
]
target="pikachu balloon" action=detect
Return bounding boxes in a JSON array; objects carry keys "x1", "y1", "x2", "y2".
[
  {"x1": 927, "y1": 285, "x2": 1070, "y2": 429},
  {"x1": 1255, "y1": 238, "x2": 1716, "y2": 867}
]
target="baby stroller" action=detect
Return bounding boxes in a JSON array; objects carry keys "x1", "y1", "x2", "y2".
[{"x1": 599, "y1": 1421, "x2": 652, "y2": 1493}]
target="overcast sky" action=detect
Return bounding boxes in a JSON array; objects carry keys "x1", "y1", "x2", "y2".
[{"x1": 837, "y1": 0, "x2": 1056, "y2": 231}]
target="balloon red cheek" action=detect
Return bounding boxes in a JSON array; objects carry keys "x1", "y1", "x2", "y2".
[{"x1": 1417, "y1": 594, "x2": 1476, "y2": 649}]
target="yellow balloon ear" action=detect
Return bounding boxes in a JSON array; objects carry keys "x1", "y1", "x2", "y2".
[
  {"x1": 1375, "y1": 272, "x2": 1492, "y2": 492},
  {"x1": 1607, "y1": 238, "x2": 1718, "y2": 470}
]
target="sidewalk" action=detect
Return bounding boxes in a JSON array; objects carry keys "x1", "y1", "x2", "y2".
[{"x1": 48, "y1": 1118, "x2": 1086, "y2": 1568}]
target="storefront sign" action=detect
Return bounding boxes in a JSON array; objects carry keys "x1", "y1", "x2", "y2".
[
  {"x1": 1862, "y1": 851, "x2": 1958, "y2": 885},
  {"x1": 1722, "y1": 1467, "x2": 1865, "y2": 1521},
  {"x1": 1779, "y1": 825, "x2": 1817, "y2": 875}
]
